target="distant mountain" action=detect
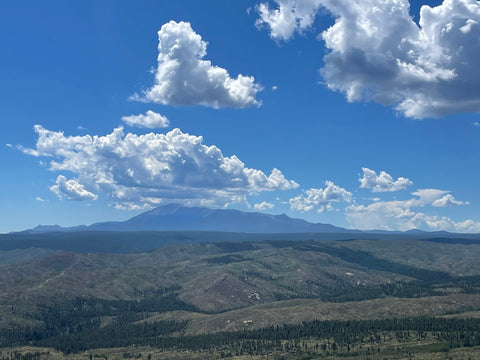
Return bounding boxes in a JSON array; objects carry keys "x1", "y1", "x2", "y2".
[
  {"x1": 20, "y1": 204, "x2": 357, "y2": 234},
  {"x1": 87, "y1": 204, "x2": 358, "y2": 233},
  {"x1": 19, "y1": 204, "x2": 475, "y2": 237},
  {"x1": 26, "y1": 224, "x2": 88, "y2": 233}
]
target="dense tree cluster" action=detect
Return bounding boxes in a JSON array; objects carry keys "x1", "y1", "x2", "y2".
[
  {"x1": 0, "y1": 288, "x2": 195, "y2": 351},
  {"x1": 3, "y1": 311, "x2": 480, "y2": 356}
]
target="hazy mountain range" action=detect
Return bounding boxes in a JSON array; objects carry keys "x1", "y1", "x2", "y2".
[{"x1": 19, "y1": 203, "x2": 358, "y2": 234}]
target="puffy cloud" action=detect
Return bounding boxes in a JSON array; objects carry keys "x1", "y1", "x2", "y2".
[
  {"x1": 113, "y1": 202, "x2": 153, "y2": 211},
  {"x1": 257, "y1": 0, "x2": 480, "y2": 118},
  {"x1": 253, "y1": 201, "x2": 275, "y2": 210},
  {"x1": 432, "y1": 193, "x2": 468, "y2": 207},
  {"x1": 133, "y1": 21, "x2": 262, "y2": 108},
  {"x1": 411, "y1": 188, "x2": 450, "y2": 205},
  {"x1": 22, "y1": 126, "x2": 298, "y2": 207},
  {"x1": 346, "y1": 199, "x2": 422, "y2": 231},
  {"x1": 425, "y1": 216, "x2": 480, "y2": 233},
  {"x1": 289, "y1": 181, "x2": 352, "y2": 212},
  {"x1": 121, "y1": 110, "x2": 169, "y2": 129},
  {"x1": 256, "y1": 0, "x2": 323, "y2": 41},
  {"x1": 454, "y1": 219, "x2": 480, "y2": 233},
  {"x1": 359, "y1": 167, "x2": 412, "y2": 192},
  {"x1": 50, "y1": 175, "x2": 98, "y2": 201},
  {"x1": 347, "y1": 191, "x2": 475, "y2": 232}
]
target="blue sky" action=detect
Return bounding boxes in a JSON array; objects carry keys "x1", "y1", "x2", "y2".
[{"x1": 2, "y1": 0, "x2": 480, "y2": 233}]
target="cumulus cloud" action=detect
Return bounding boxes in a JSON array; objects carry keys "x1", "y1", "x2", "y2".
[
  {"x1": 50, "y1": 175, "x2": 98, "y2": 201},
  {"x1": 359, "y1": 167, "x2": 412, "y2": 192},
  {"x1": 411, "y1": 188, "x2": 450, "y2": 205},
  {"x1": 346, "y1": 199, "x2": 422, "y2": 231},
  {"x1": 432, "y1": 193, "x2": 468, "y2": 207},
  {"x1": 121, "y1": 110, "x2": 169, "y2": 129},
  {"x1": 257, "y1": 0, "x2": 480, "y2": 118},
  {"x1": 256, "y1": 0, "x2": 323, "y2": 41},
  {"x1": 253, "y1": 201, "x2": 275, "y2": 210},
  {"x1": 22, "y1": 125, "x2": 298, "y2": 208},
  {"x1": 347, "y1": 190, "x2": 474, "y2": 231},
  {"x1": 113, "y1": 203, "x2": 153, "y2": 211},
  {"x1": 454, "y1": 219, "x2": 480, "y2": 233},
  {"x1": 289, "y1": 181, "x2": 352, "y2": 212},
  {"x1": 133, "y1": 21, "x2": 262, "y2": 108}
]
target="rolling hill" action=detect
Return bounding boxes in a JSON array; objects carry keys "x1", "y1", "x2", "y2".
[{"x1": 3, "y1": 206, "x2": 480, "y2": 358}]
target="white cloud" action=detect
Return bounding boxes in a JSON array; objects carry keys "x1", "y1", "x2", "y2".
[
  {"x1": 257, "y1": 0, "x2": 480, "y2": 119},
  {"x1": 133, "y1": 21, "x2": 262, "y2": 108},
  {"x1": 411, "y1": 188, "x2": 450, "y2": 205},
  {"x1": 454, "y1": 219, "x2": 480, "y2": 233},
  {"x1": 121, "y1": 110, "x2": 169, "y2": 129},
  {"x1": 346, "y1": 199, "x2": 422, "y2": 231},
  {"x1": 35, "y1": 197, "x2": 46, "y2": 202},
  {"x1": 347, "y1": 191, "x2": 475, "y2": 232},
  {"x1": 22, "y1": 126, "x2": 298, "y2": 208},
  {"x1": 50, "y1": 175, "x2": 98, "y2": 201},
  {"x1": 289, "y1": 181, "x2": 352, "y2": 212},
  {"x1": 256, "y1": 0, "x2": 323, "y2": 41},
  {"x1": 113, "y1": 202, "x2": 153, "y2": 211},
  {"x1": 432, "y1": 193, "x2": 468, "y2": 207},
  {"x1": 253, "y1": 201, "x2": 275, "y2": 210},
  {"x1": 426, "y1": 216, "x2": 480, "y2": 233},
  {"x1": 359, "y1": 167, "x2": 412, "y2": 192}
]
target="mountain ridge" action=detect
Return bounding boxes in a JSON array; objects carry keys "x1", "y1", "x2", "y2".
[
  {"x1": 18, "y1": 203, "x2": 357, "y2": 234},
  {"x1": 13, "y1": 204, "x2": 477, "y2": 236}
]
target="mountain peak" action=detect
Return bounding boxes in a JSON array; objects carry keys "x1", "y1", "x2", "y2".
[
  {"x1": 144, "y1": 203, "x2": 185, "y2": 215},
  {"x1": 85, "y1": 203, "x2": 353, "y2": 233},
  {"x1": 18, "y1": 204, "x2": 358, "y2": 234}
]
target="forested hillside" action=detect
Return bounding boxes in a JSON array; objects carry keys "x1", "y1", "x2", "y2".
[{"x1": 1, "y1": 236, "x2": 480, "y2": 358}]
